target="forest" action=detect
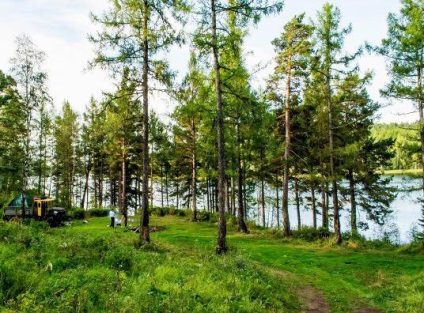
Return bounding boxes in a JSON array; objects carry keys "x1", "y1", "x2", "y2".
[{"x1": 1, "y1": 0, "x2": 424, "y2": 253}]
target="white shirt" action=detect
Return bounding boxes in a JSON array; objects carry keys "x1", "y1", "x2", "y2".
[{"x1": 109, "y1": 210, "x2": 116, "y2": 218}]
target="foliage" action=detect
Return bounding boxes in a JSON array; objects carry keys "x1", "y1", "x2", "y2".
[
  {"x1": 67, "y1": 207, "x2": 86, "y2": 220},
  {"x1": 52, "y1": 102, "x2": 79, "y2": 209},
  {"x1": 0, "y1": 70, "x2": 25, "y2": 196},
  {"x1": 2, "y1": 215, "x2": 424, "y2": 311},
  {"x1": 291, "y1": 226, "x2": 331, "y2": 241},
  {"x1": 0, "y1": 216, "x2": 301, "y2": 312},
  {"x1": 88, "y1": 208, "x2": 108, "y2": 217}
]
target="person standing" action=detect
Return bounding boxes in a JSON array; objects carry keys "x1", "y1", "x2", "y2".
[{"x1": 109, "y1": 209, "x2": 116, "y2": 228}]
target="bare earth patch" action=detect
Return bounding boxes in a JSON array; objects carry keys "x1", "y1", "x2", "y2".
[
  {"x1": 299, "y1": 284, "x2": 330, "y2": 313},
  {"x1": 266, "y1": 266, "x2": 381, "y2": 312},
  {"x1": 265, "y1": 267, "x2": 330, "y2": 312}
]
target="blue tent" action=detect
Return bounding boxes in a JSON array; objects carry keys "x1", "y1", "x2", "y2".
[{"x1": 8, "y1": 194, "x2": 32, "y2": 208}]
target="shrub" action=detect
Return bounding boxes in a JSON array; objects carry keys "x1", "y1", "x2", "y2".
[
  {"x1": 291, "y1": 226, "x2": 331, "y2": 241},
  {"x1": 209, "y1": 212, "x2": 219, "y2": 223},
  {"x1": 197, "y1": 211, "x2": 211, "y2": 221},
  {"x1": 88, "y1": 208, "x2": 108, "y2": 217},
  {"x1": 226, "y1": 214, "x2": 237, "y2": 226},
  {"x1": 341, "y1": 231, "x2": 366, "y2": 242},
  {"x1": 176, "y1": 209, "x2": 190, "y2": 217},
  {"x1": 68, "y1": 208, "x2": 85, "y2": 220},
  {"x1": 150, "y1": 206, "x2": 168, "y2": 217}
]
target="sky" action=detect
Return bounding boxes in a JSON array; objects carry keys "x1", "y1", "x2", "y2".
[{"x1": 0, "y1": 0, "x2": 415, "y2": 123}]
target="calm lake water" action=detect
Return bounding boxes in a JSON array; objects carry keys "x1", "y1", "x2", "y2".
[
  {"x1": 151, "y1": 175, "x2": 422, "y2": 243},
  {"x1": 282, "y1": 175, "x2": 422, "y2": 243}
]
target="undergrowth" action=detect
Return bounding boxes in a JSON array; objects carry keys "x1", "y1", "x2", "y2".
[{"x1": 0, "y1": 219, "x2": 298, "y2": 312}]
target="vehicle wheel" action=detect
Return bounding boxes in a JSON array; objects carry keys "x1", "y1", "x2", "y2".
[
  {"x1": 9, "y1": 217, "x2": 21, "y2": 224},
  {"x1": 46, "y1": 217, "x2": 57, "y2": 227}
]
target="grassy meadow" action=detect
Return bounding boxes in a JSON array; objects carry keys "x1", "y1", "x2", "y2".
[{"x1": 0, "y1": 212, "x2": 423, "y2": 312}]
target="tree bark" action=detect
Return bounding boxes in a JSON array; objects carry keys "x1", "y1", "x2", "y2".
[
  {"x1": 80, "y1": 162, "x2": 90, "y2": 209},
  {"x1": 236, "y1": 122, "x2": 248, "y2": 233},
  {"x1": 261, "y1": 178, "x2": 266, "y2": 228},
  {"x1": 276, "y1": 173, "x2": 280, "y2": 229},
  {"x1": 295, "y1": 178, "x2": 301, "y2": 230},
  {"x1": 212, "y1": 0, "x2": 227, "y2": 253},
  {"x1": 417, "y1": 65, "x2": 424, "y2": 200},
  {"x1": 328, "y1": 87, "x2": 342, "y2": 244},
  {"x1": 311, "y1": 183, "x2": 316, "y2": 229},
  {"x1": 321, "y1": 179, "x2": 328, "y2": 229},
  {"x1": 140, "y1": 0, "x2": 150, "y2": 244},
  {"x1": 231, "y1": 176, "x2": 235, "y2": 215},
  {"x1": 191, "y1": 118, "x2": 197, "y2": 221},
  {"x1": 348, "y1": 168, "x2": 357, "y2": 234},
  {"x1": 282, "y1": 62, "x2": 292, "y2": 236}
]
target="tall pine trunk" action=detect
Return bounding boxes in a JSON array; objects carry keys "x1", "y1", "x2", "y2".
[
  {"x1": 261, "y1": 179, "x2": 266, "y2": 227},
  {"x1": 236, "y1": 122, "x2": 248, "y2": 233},
  {"x1": 328, "y1": 85, "x2": 342, "y2": 244},
  {"x1": 418, "y1": 66, "x2": 424, "y2": 200},
  {"x1": 80, "y1": 162, "x2": 90, "y2": 209},
  {"x1": 311, "y1": 184, "x2": 316, "y2": 229},
  {"x1": 211, "y1": 0, "x2": 227, "y2": 253},
  {"x1": 282, "y1": 63, "x2": 292, "y2": 236},
  {"x1": 321, "y1": 178, "x2": 328, "y2": 229},
  {"x1": 348, "y1": 169, "x2": 357, "y2": 234},
  {"x1": 191, "y1": 118, "x2": 197, "y2": 221},
  {"x1": 295, "y1": 178, "x2": 301, "y2": 229},
  {"x1": 276, "y1": 173, "x2": 280, "y2": 229},
  {"x1": 140, "y1": 0, "x2": 150, "y2": 244}
]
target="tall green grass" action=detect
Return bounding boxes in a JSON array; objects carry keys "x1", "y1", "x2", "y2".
[
  {"x1": 0, "y1": 218, "x2": 298, "y2": 312},
  {"x1": 0, "y1": 215, "x2": 423, "y2": 312}
]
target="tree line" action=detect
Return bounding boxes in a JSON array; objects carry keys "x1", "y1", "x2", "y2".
[{"x1": 1, "y1": 0, "x2": 424, "y2": 249}]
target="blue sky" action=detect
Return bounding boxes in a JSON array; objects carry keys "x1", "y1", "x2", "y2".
[{"x1": 0, "y1": 0, "x2": 414, "y2": 123}]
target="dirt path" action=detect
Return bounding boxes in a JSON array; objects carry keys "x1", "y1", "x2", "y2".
[
  {"x1": 265, "y1": 267, "x2": 330, "y2": 312},
  {"x1": 299, "y1": 284, "x2": 330, "y2": 313},
  {"x1": 265, "y1": 266, "x2": 381, "y2": 313}
]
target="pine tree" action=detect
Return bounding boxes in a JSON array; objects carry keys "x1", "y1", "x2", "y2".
[
  {"x1": 374, "y1": 0, "x2": 424, "y2": 232},
  {"x1": 53, "y1": 102, "x2": 79, "y2": 209},
  {"x1": 89, "y1": 0, "x2": 189, "y2": 244},
  {"x1": 193, "y1": 0, "x2": 282, "y2": 253},
  {"x1": 10, "y1": 34, "x2": 49, "y2": 212},
  {"x1": 310, "y1": 4, "x2": 362, "y2": 243},
  {"x1": 0, "y1": 70, "x2": 26, "y2": 200},
  {"x1": 268, "y1": 13, "x2": 313, "y2": 237}
]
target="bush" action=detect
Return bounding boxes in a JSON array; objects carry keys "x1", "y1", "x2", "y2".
[
  {"x1": 176, "y1": 209, "x2": 190, "y2": 217},
  {"x1": 88, "y1": 208, "x2": 108, "y2": 217},
  {"x1": 150, "y1": 206, "x2": 169, "y2": 217},
  {"x1": 68, "y1": 208, "x2": 85, "y2": 220},
  {"x1": 226, "y1": 214, "x2": 237, "y2": 226},
  {"x1": 341, "y1": 231, "x2": 366, "y2": 242},
  {"x1": 291, "y1": 226, "x2": 331, "y2": 241},
  {"x1": 197, "y1": 211, "x2": 211, "y2": 221}
]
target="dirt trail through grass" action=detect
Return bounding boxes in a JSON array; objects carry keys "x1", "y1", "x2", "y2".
[
  {"x1": 266, "y1": 267, "x2": 330, "y2": 312},
  {"x1": 299, "y1": 284, "x2": 330, "y2": 313}
]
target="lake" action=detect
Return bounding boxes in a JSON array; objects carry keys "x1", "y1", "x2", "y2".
[
  {"x1": 151, "y1": 175, "x2": 423, "y2": 243},
  {"x1": 281, "y1": 175, "x2": 422, "y2": 243}
]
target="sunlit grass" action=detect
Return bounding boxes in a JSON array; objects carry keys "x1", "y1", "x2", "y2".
[{"x1": 0, "y1": 214, "x2": 423, "y2": 312}]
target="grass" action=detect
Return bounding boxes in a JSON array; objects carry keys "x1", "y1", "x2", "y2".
[
  {"x1": 0, "y1": 215, "x2": 423, "y2": 312},
  {"x1": 381, "y1": 169, "x2": 423, "y2": 176}
]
